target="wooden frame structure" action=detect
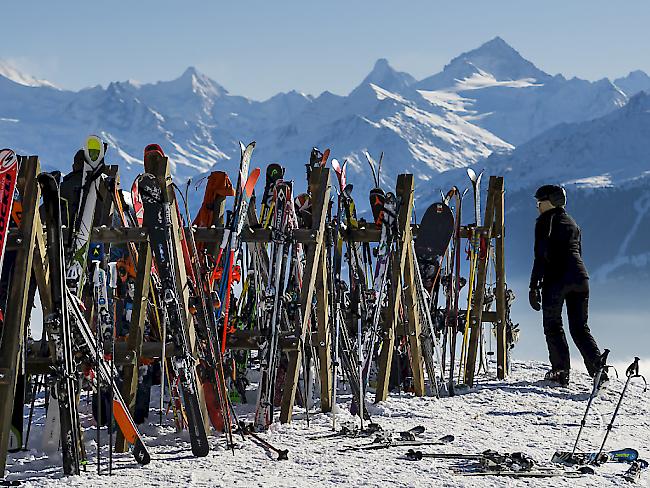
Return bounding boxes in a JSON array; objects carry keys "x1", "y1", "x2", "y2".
[
  {"x1": 463, "y1": 176, "x2": 508, "y2": 386},
  {"x1": 1, "y1": 153, "x2": 509, "y2": 478}
]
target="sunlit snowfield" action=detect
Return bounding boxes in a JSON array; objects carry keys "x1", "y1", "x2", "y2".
[{"x1": 5, "y1": 361, "x2": 649, "y2": 487}]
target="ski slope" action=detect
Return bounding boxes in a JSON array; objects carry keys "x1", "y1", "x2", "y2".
[{"x1": 5, "y1": 361, "x2": 649, "y2": 487}]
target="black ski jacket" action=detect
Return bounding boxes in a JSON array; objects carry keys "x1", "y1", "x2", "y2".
[{"x1": 530, "y1": 207, "x2": 588, "y2": 289}]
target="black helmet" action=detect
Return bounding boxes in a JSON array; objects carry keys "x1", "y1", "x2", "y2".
[{"x1": 534, "y1": 184, "x2": 566, "y2": 207}]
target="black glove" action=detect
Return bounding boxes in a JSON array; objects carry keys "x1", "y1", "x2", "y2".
[{"x1": 528, "y1": 288, "x2": 541, "y2": 311}]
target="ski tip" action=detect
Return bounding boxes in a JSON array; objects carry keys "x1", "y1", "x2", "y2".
[
  {"x1": 466, "y1": 167, "x2": 477, "y2": 181},
  {"x1": 84, "y1": 134, "x2": 106, "y2": 167},
  {"x1": 321, "y1": 148, "x2": 330, "y2": 166},
  {"x1": 0, "y1": 148, "x2": 18, "y2": 169},
  {"x1": 245, "y1": 168, "x2": 262, "y2": 197},
  {"x1": 133, "y1": 439, "x2": 152, "y2": 465}
]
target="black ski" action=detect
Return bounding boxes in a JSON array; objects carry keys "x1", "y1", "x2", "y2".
[
  {"x1": 38, "y1": 172, "x2": 81, "y2": 475},
  {"x1": 340, "y1": 434, "x2": 453, "y2": 452},
  {"x1": 139, "y1": 172, "x2": 209, "y2": 457}
]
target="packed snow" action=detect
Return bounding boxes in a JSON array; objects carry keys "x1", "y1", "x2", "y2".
[{"x1": 5, "y1": 361, "x2": 649, "y2": 487}]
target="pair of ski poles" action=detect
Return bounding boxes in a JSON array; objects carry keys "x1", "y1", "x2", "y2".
[{"x1": 572, "y1": 351, "x2": 647, "y2": 463}]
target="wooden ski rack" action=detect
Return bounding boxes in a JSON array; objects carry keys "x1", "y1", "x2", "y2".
[
  {"x1": 2, "y1": 146, "x2": 510, "y2": 480},
  {"x1": 463, "y1": 176, "x2": 508, "y2": 386}
]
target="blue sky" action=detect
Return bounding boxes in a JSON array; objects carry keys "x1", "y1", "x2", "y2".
[{"x1": 4, "y1": 0, "x2": 650, "y2": 99}]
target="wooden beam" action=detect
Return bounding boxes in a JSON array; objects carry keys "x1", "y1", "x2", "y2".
[
  {"x1": 402, "y1": 239, "x2": 425, "y2": 396},
  {"x1": 280, "y1": 167, "x2": 330, "y2": 423},
  {"x1": 463, "y1": 177, "x2": 498, "y2": 387},
  {"x1": 493, "y1": 177, "x2": 508, "y2": 379},
  {"x1": 315, "y1": 244, "x2": 332, "y2": 412},
  {"x1": 89, "y1": 224, "x2": 434, "y2": 246},
  {"x1": 0, "y1": 156, "x2": 40, "y2": 478},
  {"x1": 115, "y1": 240, "x2": 152, "y2": 452},
  {"x1": 375, "y1": 174, "x2": 415, "y2": 403}
]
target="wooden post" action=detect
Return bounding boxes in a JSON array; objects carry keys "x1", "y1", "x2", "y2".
[
  {"x1": 280, "y1": 167, "x2": 330, "y2": 423},
  {"x1": 464, "y1": 177, "x2": 498, "y2": 387},
  {"x1": 493, "y1": 177, "x2": 508, "y2": 379},
  {"x1": 0, "y1": 156, "x2": 40, "y2": 478},
  {"x1": 115, "y1": 240, "x2": 152, "y2": 452},
  {"x1": 375, "y1": 174, "x2": 415, "y2": 403},
  {"x1": 402, "y1": 238, "x2": 425, "y2": 396},
  {"x1": 315, "y1": 244, "x2": 332, "y2": 412}
]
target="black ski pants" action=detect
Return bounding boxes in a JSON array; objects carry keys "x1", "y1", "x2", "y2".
[{"x1": 541, "y1": 280, "x2": 601, "y2": 376}]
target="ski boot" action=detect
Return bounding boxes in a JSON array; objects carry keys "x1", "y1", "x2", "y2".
[{"x1": 544, "y1": 369, "x2": 570, "y2": 386}]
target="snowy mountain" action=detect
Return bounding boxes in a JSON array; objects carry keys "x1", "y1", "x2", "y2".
[
  {"x1": 1, "y1": 39, "x2": 650, "y2": 272},
  {"x1": 614, "y1": 70, "x2": 650, "y2": 97},
  {"x1": 452, "y1": 92, "x2": 650, "y2": 283},
  {"x1": 416, "y1": 37, "x2": 628, "y2": 145},
  {"x1": 0, "y1": 60, "x2": 58, "y2": 88}
]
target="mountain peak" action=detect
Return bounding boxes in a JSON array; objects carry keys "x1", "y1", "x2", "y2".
[
  {"x1": 614, "y1": 70, "x2": 650, "y2": 97},
  {"x1": 451, "y1": 36, "x2": 548, "y2": 81},
  {"x1": 417, "y1": 37, "x2": 549, "y2": 91},
  {"x1": 180, "y1": 66, "x2": 200, "y2": 80},
  {"x1": 166, "y1": 66, "x2": 227, "y2": 98},
  {"x1": 0, "y1": 59, "x2": 58, "y2": 88},
  {"x1": 351, "y1": 58, "x2": 415, "y2": 96},
  {"x1": 477, "y1": 36, "x2": 513, "y2": 53}
]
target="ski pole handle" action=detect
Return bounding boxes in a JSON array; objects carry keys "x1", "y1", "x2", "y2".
[
  {"x1": 600, "y1": 348, "x2": 611, "y2": 367},
  {"x1": 626, "y1": 357, "x2": 640, "y2": 377}
]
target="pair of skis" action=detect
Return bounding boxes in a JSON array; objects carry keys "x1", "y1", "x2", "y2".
[
  {"x1": 138, "y1": 147, "x2": 210, "y2": 457},
  {"x1": 39, "y1": 167, "x2": 151, "y2": 475}
]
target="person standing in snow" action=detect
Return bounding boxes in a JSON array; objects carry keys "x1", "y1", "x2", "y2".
[{"x1": 528, "y1": 185, "x2": 607, "y2": 387}]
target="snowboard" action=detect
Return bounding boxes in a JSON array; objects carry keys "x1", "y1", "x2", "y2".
[{"x1": 414, "y1": 202, "x2": 454, "y2": 290}]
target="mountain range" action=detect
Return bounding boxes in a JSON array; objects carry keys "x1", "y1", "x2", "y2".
[{"x1": 2, "y1": 37, "x2": 650, "y2": 283}]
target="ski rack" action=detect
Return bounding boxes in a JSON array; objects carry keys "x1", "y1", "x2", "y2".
[
  {"x1": 6, "y1": 158, "x2": 508, "y2": 477},
  {"x1": 0, "y1": 156, "x2": 42, "y2": 478},
  {"x1": 462, "y1": 176, "x2": 508, "y2": 386},
  {"x1": 182, "y1": 166, "x2": 333, "y2": 422},
  {"x1": 374, "y1": 174, "x2": 425, "y2": 402}
]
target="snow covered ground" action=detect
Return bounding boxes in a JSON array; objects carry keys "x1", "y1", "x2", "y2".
[{"x1": 5, "y1": 360, "x2": 649, "y2": 487}]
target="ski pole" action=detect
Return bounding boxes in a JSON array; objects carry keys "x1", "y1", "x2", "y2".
[
  {"x1": 239, "y1": 422, "x2": 288, "y2": 460},
  {"x1": 108, "y1": 262, "x2": 118, "y2": 476},
  {"x1": 23, "y1": 375, "x2": 42, "y2": 450},
  {"x1": 594, "y1": 357, "x2": 647, "y2": 462},
  {"x1": 94, "y1": 262, "x2": 102, "y2": 475},
  {"x1": 572, "y1": 348, "x2": 610, "y2": 457}
]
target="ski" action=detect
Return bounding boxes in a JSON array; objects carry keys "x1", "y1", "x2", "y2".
[
  {"x1": 455, "y1": 468, "x2": 593, "y2": 478},
  {"x1": 37, "y1": 172, "x2": 82, "y2": 475},
  {"x1": 339, "y1": 434, "x2": 453, "y2": 452},
  {"x1": 65, "y1": 287, "x2": 151, "y2": 465},
  {"x1": 552, "y1": 447, "x2": 638, "y2": 465},
  {"x1": 0, "y1": 149, "x2": 18, "y2": 275},
  {"x1": 138, "y1": 170, "x2": 209, "y2": 457},
  {"x1": 254, "y1": 179, "x2": 293, "y2": 430}
]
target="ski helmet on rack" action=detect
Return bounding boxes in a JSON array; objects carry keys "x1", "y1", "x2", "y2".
[{"x1": 534, "y1": 184, "x2": 566, "y2": 207}]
